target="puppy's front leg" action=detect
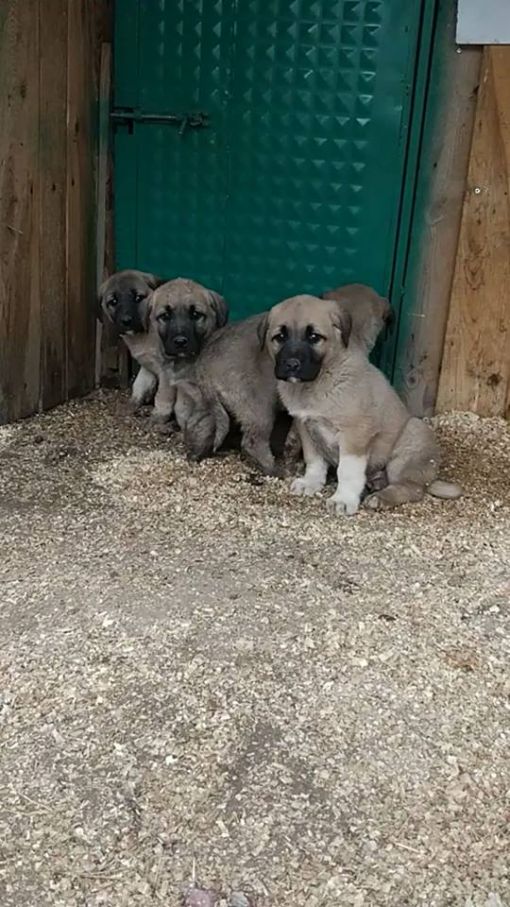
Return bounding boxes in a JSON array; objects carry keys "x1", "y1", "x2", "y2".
[
  {"x1": 150, "y1": 374, "x2": 177, "y2": 431},
  {"x1": 131, "y1": 366, "x2": 157, "y2": 411},
  {"x1": 327, "y1": 439, "x2": 367, "y2": 516},
  {"x1": 290, "y1": 420, "x2": 328, "y2": 496}
]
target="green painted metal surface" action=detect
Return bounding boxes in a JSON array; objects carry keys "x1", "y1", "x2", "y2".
[{"x1": 114, "y1": 0, "x2": 434, "y2": 340}]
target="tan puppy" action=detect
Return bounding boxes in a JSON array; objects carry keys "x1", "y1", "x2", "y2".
[
  {"x1": 261, "y1": 294, "x2": 461, "y2": 514},
  {"x1": 149, "y1": 278, "x2": 228, "y2": 424},
  {"x1": 173, "y1": 286, "x2": 393, "y2": 475},
  {"x1": 174, "y1": 314, "x2": 289, "y2": 475},
  {"x1": 98, "y1": 269, "x2": 166, "y2": 409}
]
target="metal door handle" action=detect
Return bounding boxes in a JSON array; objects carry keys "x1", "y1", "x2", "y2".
[{"x1": 110, "y1": 109, "x2": 209, "y2": 134}]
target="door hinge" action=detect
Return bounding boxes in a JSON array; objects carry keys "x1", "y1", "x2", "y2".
[{"x1": 110, "y1": 108, "x2": 209, "y2": 136}]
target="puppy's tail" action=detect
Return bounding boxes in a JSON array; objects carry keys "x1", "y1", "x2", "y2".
[{"x1": 427, "y1": 479, "x2": 463, "y2": 500}]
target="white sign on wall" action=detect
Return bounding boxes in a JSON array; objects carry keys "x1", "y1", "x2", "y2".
[{"x1": 457, "y1": 0, "x2": 510, "y2": 44}]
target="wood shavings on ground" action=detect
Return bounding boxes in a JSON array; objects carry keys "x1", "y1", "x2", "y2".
[{"x1": 0, "y1": 391, "x2": 508, "y2": 906}]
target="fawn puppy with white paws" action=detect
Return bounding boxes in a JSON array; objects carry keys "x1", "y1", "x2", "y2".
[{"x1": 259, "y1": 294, "x2": 461, "y2": 515}]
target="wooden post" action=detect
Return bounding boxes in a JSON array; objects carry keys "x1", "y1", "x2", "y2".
[
  {"x1": 394, "y1": 42, "x2": 481, "y2": 417},
  {"x1": 0, "y1": 1, "x2": 41, "y2": 423},
  {"x1": 39, "y1": 0, "x2": 68, "y2": 411},
  {"x1": 437, "y1": 46, "x2": 510, "y2": 418},
  {"x1": 96, "y1": 42, "x2": 112, "y2": 388}
]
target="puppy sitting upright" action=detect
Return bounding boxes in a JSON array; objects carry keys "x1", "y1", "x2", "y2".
[
  {"x1": 150, "y1": 278, "x2": 228, "y2": 425},
  {"x1": 173, "y1": 314, "x2": 287, "y2": 475},
  {"x1": 173, "y1": 284, "x2": 393, "y2": 476},
  {"x1": 261, "y1": 295, "x2": 461, "y2": 514},
  {"x1": 98, "y1": 269, "x2": 166, "y2": 410}
]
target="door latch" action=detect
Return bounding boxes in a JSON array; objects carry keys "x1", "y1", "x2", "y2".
[{"x1": 110, "y1": 108, "x2": 209, "y2": 135}]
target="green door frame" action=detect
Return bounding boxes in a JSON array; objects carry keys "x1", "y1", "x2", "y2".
[{"x1": 378, "y1": 0, "x2": 439, "y2": 379}]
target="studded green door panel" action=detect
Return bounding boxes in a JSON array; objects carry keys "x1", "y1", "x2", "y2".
[{"x1": 114, "y1": 1, "x2": 427, "y2": 321}]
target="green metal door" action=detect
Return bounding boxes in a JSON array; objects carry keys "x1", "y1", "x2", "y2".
[{"x1": 114, "y1": 0, "x2": 432, "y2": 334}]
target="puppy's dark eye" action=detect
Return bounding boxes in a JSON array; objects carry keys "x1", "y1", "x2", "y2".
[
  {"x1": 157, "y1": 310, "x2": 172, "y2": 323},
  {"x1": 107, "y1": 295, "x2": 118, "y2": 307},
  {"x1": 307, "y1": 329, "x2": 325, "y2": 344},
  {"x1": 190, "y1": 307, "x2": 205, "y2": 322},
  {"x1": 135, "y1": 294, "x2": 146, "y2": 304},
  {"x1": 272, "y1": 326, "x2": 288, "y2": 343}
]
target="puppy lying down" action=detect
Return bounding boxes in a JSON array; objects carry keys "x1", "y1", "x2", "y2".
[
  {"x1": 261, "y1": 294, "x2": 461, "y2": 513},
  {"x1": 174, "y1": 284, "x2": 392, "y2": 478}
]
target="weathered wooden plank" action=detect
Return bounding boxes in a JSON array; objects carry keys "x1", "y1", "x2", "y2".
[
  {"x1": 437, "y1": 46, "x2": 510, "y2": 417},
  {"x1": 39, "y1": 0, "x2": 68, "y2": 410},
  {"x1": 66, "y1": 0, "x2": 96, "y2": 399},
  {"x1": 394, "y1": 34, "x2": 481, "y2": 417},
  {"x1": 0, "y1": 0, "x2": 41, "y2": 423},
  {"x1": 95, "y1": 42, "x2": 111, "y2": 387}
]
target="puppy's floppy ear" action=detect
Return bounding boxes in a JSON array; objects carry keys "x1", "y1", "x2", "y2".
[
  {"x1": 382, "y1": 299, "x2": 395, "y2": 333},
  {"x1": 142, "y1": 289, "x2": 156, "y2": 331},
  {"x1": 331, "y1": 308, "x2": 352, "y2": 347},
  {"x1": 96, "y1": 291, "x2": 104, "y2": 323},
  {"x1": 138, "y1": 271, "x2": 164, "y2": 290},
  {"x1": 257, "y1": 312, "x2": 269, "y2": 350},
  {"x1": 208, "y1": 291, "x2": 229, "y2": 328}
]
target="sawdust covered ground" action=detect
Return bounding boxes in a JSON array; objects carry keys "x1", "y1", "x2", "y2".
[{"x1": 0, "y1": 391, "x2": 509, "y2": 907}]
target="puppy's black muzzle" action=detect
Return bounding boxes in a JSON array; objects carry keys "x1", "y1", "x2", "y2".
[
  {"x1": 161, "y1": 324, "x2": 201, "y2": 360},
  {"x1": 275, "y1": 342, "x2": 322, "y2": 382},
  {"x1": 113, "y1": 304, "x2": 145, "y2": 335}
]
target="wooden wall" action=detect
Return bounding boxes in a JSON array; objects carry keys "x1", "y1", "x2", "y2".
[
  {"x1": 437, "y1": 46, "x2": 510, "y2": 419},
  {"x1": 0, "y1": 1, "x2": 112, "y2": 424}
]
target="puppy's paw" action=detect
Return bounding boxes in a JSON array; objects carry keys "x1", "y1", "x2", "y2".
[
  {"x1": 149, "y1": 414, "x2": 177, "y2": 436},
  {"x1": 266, "y1": 463, "x2": 285, "y2": 479},
  {"x1": 290, "y1": 476, "x2": 323, "y2": 497},
  {"x1": 326, "y1": 490, "x2": 360, "y2": 516},
  {"x1": 127, "y1": 395, "x2": 144, "y2": 414},
  {"x1": 363, "y1": 492, "x2": 382, "y2": 511}
]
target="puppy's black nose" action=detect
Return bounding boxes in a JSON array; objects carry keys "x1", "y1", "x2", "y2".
[
  {"x1": 285, "y1": 357, "x2": 301, "y2": 374},
  {"x1": 119, "y1": 315, "x2": 133, "y2": 329},
  {"x1": 173, "y1": 335, "x2": 188, "y2": 349}
]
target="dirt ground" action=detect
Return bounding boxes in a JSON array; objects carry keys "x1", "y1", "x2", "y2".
[{"x1": 0, "y1": 391, "x2": 508, "y2": 907}]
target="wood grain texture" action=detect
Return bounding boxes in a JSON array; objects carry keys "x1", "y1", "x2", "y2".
[
  {"x1": 438, "y1": 47, "x2": 510, "y2": 418},
  {"x1": 39, "y1": 0, "x2": 68, "y2": 410},
  {"x1": 0, "y1": 1, "x2": 41, "y2": 422},
  {"x1": 395, "y1": 42, "x2": 481, "y2": 417},
  {"x1": 66, "y1": 0, "x2": 97, "y2": 399}
]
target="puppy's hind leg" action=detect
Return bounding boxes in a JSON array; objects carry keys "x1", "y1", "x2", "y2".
[
  {"x1": 270, "y1": 411, "x2": 293, "y2": 459},
  {"x1": 364, "y1": 418, "x2": 437, "y2": 511},
  {"x1": 364, "y1": 480, "x2": 425, "y2": 510},
  {"x1": 241, "y1": 425, "x2": 278, "y2": 476}
]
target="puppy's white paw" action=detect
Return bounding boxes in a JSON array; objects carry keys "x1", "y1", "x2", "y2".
[
  {"x1": 326, "y1": 490, "x2": 360, "y2": 516},
  {"x1": 290, "y1": 476, "x2": 323, "y2": 497}
]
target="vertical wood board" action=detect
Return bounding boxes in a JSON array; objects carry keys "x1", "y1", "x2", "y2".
[
  {"x1": 39, "y1": 0, "x2": 68, "y2": 410},
  {"x1": 393, "y1": 34, "x2": 481, "y2": 416},
  {"x1": 0, "y1": 1, "x2": 41, "y2": 422},
  {"x1": 438, "y1": 46, "x2": 510, "y2": 417},
  {"x1": 66, "y1": 0, "x2": 97, "y2": 398}
]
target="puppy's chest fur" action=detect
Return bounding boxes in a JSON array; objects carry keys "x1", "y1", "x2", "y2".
[
  {"x1": 279, "y1": 380, "x2": 340, "y2": 461},
  {"x1": 160, "y1": 357, "x2": 196, "y2": 384}
]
